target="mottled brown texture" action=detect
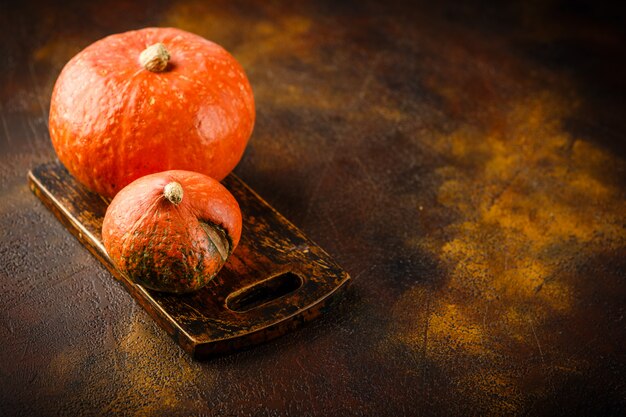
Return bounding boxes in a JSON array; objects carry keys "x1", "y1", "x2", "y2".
[{"x1": 1, "y1": 0, "x2": 626, "y2": 416}]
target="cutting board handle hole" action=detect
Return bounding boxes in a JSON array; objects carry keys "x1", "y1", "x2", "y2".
[{"x1": 226, "y1": 272, "x2": 303, "y2": 312}]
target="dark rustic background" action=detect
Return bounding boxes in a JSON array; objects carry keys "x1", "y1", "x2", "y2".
[{"x1": 1, "y1": 1, "x2": 625, "y2": 416}]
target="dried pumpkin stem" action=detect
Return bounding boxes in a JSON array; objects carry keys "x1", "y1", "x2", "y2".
[
  {"x1": 163, "y1": 182, "x2": 183, "y2": 205},
  {"x1": 139, "y1": 42, "x2": 170, "y2": 72}
]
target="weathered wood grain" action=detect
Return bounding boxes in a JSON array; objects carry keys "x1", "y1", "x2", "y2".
[{"x1": 28, "y1": 161, "x2": 350, "y2": 358}]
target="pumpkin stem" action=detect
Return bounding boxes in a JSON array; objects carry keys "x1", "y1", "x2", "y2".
[
  {"x1": 139, "y1": 42, "x2": 170, "y2": 72},
  {"x1": 163, "y1": 182, "x2": 183, "y2": 205}
]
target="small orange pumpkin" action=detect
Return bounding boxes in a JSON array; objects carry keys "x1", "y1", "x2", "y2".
[
  {"x1": 102, "y1": 170, "x2": 242, "y2": 293},
  {"x1": 49, "y1": 27, "x2": 255, "y2": 198}
]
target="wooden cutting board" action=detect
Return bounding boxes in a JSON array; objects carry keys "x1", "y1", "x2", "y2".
[{"x1": 28, "y1": 161, "x2": 350, "y2": 359}]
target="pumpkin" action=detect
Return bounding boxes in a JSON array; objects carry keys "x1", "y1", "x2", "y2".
[
  {"x1": 102, "y1": 170, "x2": 242, "y2": 293},
  {"x1": 49, "y1": 27, "x2": 255, "y2": 198}
]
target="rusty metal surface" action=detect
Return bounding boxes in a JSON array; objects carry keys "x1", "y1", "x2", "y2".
[{"x1": 1, "y1": 0, "x2": 625, "y2": 415}]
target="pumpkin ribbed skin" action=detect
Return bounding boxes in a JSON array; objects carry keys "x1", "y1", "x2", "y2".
[
  {"x1": 49, "y1": 27, "x2": 255, "y2": 198},
  {"x1": 102, "y1": 170, "x2": 242, "y2": 293}
]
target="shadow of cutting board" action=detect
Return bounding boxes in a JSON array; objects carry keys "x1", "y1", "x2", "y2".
[{"x1": 28, "y1": 161, "x2": 350, "y2": 359}]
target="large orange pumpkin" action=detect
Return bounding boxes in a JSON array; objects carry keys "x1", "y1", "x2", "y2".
[
  {"x1": 49, "y1": 27, "x2": 255, "y2": 198},
  {"x1": 102, "y1": 170, "x2": 242, "y2": 293}
]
